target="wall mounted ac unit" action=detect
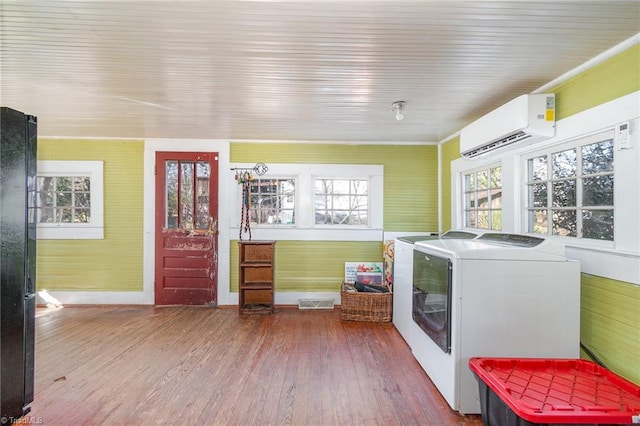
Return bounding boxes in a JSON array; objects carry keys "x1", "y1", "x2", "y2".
[{"x1": 460, "y1": 93, "x2": 556, "y2": 158}]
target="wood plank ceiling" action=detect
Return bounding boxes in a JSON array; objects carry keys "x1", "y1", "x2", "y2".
[{"x1": 1, "y1": 1, "x2": 639, "y2": 142}]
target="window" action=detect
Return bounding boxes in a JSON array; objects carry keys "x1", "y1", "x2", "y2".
[
  {"x1": 525, "y1": 132, "x2": 614, "y2": 241},
  {"x1": 36, "y1": 176, "x2": 91, "y2": 224},
  {"x1": 36, "y1": 161, "x2": 104, "y2": 239},
  {"x1": 231, "y1": 163, "x2": 383, "y2": 241},
  {"x1": 314, "y1": 179, "x2": 368, "y2": 225},
  {"x1": 463, "y1": 166, "x2": 502, "y2": 230},
  {"x1": 249, "y1": 178, "x2": 295, "y2": 225},
  {"x1": 164, "y1": 159, "x2": 212, "y2": 230}
]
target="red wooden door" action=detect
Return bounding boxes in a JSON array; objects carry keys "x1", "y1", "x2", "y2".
[{"x1": 155, "y1": 152, "x2": 218, "y2": 305}]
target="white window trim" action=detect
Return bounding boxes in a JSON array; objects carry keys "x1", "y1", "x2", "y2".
[
  {"x1": 461, "y1": 163, "x2": 503, "y2": 231},
  {"x1": 36, "y1": 160, "x2": 104, "y2": 239},
  {"x1": 230, "y1": 163, "x2": 384, "y2": 241},
  {"x1": 522, "y1": 129, "x2": 615, "y2": 248},
  {"x1": 245, "y1": 177, "x2": 296, "y2": 226},
  {"x1": 452, "y1": 157, "x2": 512, "y2": 231}
]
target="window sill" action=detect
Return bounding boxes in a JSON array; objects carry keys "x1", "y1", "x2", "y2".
[
  {"x1": 231, "y1": 226, "x2": 383, "y2": 242},
  {"x1": 37, "y1": 226, "x2": 104, "y2": 240},
  {"x1": 564, "y1": 242, "x2": 638, "y2": 257}
]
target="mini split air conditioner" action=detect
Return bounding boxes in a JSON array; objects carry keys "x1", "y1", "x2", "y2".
[{"x1": 460, "y1": 93, "x2": 556, "y2": 158}]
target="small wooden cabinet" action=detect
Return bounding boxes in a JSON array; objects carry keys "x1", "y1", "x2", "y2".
[{"x1": 238, "y1": 240, "x2": 275, "y2": 314}]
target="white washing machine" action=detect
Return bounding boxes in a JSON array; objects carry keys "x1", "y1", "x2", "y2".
[
  {"x1": 392, "y1": 231, "x2": 481, "y2": 349},
  {"x1": 411, "y1": 234, "x2": 580, "y2": 414}
]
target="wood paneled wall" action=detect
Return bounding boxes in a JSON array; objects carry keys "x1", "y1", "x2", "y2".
[
  {"x1": 36, "y1": 139, "x2": 144, "y2": 291},
  {"x1": 230, "y1": 240, "x2": 383, "y2": 292},
  {"x1": 580, "y1": 274, "x2": 640, "y2": 385}
]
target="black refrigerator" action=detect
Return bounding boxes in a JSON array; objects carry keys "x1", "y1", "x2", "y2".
[{"x1": 0, "y1": 107, "x2": 37, "y2": 419}]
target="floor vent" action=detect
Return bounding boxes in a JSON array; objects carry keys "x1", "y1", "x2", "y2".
[{"x1": 298, "y1": 298, "x2": 335, "y2": 310}]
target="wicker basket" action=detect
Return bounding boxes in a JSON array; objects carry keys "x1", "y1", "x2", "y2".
[{"x1": 340, "y1": 282, "x2": 392, "y2": 322}]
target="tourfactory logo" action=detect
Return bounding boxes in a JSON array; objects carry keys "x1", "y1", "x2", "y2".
[{"x1": 0, "y1": 417, "x2": 44, "y2": 425}]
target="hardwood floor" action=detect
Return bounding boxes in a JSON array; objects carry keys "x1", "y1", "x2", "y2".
[{"x1": 31, "y1": 306, "x2": 482, "y2": 425}]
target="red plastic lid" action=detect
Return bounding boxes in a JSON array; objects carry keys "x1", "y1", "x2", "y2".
[{"x1": 468, "y1": 358, "x2": 640, "y2": 424}]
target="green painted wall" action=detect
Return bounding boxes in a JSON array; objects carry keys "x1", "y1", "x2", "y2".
[
  {"x1": 230, "y1": 142, "x2": 437, "y2": 292},
  {"x1": 440, "y1": 136, "x2": 460, "y2": 233},
  {"x1": 37, "y1": 139, "x2": 144, "y2": 291},
  {"x1": 551, "y1": 43, "x2": 640, "y2": 120},
  {"x1": 230, "y1": 240, "x2": 382, "y2": 292},
  {"x1": 580, "y1": 274, "x2": 640, "y2": 385},
  {"x1": 231, "y1": 143, "x2": 438, "y2": 231}
]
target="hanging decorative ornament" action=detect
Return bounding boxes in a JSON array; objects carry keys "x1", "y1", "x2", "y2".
[
  {"x1": 240, "y1": 176, "x2": 252, "y2": 240},
  {"x1": 254, "y1": 162, "x2": 268, "y2": 176}
]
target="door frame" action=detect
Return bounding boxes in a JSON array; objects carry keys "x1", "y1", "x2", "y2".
[{"x1": 142, "y1": 139, "x2": 232, "y2": 305}]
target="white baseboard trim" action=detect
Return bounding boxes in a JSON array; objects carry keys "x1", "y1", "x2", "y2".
[
  {"x1": 38, "y1": 290, "x2": 343, "y2": 307},
  {"x1": 37, "y1": 291, "x2": 149, "y2": 305}
]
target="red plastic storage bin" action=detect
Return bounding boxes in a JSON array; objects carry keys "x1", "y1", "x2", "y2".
[{"x1": 469, "y1": 357, "x2": 640, "y2": 425}]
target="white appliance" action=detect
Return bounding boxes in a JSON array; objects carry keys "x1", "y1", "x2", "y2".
[
  {"x1": 459, "y1": 93, "x2": 556, "y2": 158},
  {"x1": 392, "y1": 231, "x2": 481, "y2": 349},
  {"x1": 393, "y1": 237, "x2": 428, "y2": 348},
  {"x1": 411, "y1": 234, "x2": 580, "y2": 414}
]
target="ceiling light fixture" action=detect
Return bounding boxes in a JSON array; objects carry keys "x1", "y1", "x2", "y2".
[{"x1": 391, "y1": 101, "x2": 406, "y2": 121}]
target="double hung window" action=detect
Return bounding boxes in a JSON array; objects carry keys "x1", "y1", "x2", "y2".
[
  {"x1": 314, "y1": 179, "x2": 368, "y2": 226},
  {"x1": 233, "y1": 163, "x2": 382, "y2": 239},
  {"x1": 525, "y1": 131, "x2": 614, "y2": 241},
  {"x1": 36, "y1": 161, "x2": 104, "y2": 239},
  {"x1": 248, "y1": 178, "x2": 295, "y2": 225},
  {"x1": 462, "y1": 166, "x2": 502, "y2": 230}
]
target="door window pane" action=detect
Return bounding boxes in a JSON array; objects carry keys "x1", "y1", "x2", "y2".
[
  {"x1": 165, "y1": 158, "x2": 214, "y2": 232},
  {"x1": 180, "y1": 162, "x2": 195, "y2": 230},
  {"x1": 196, "y1": 161, "x2": 211, "y2": 230},
  {"x1": 165, "y1": 161, "x2": 179, "y2": 229}
]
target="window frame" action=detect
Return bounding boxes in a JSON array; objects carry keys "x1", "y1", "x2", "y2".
[
  {"x1": 461, "y1": 164, "x2": 503, "y2": 231},
  {"x1": 313, "y1": 177, "x2": 370, "y2": 227},
  {"x1": 522, "y1": 129, "x2": 616, "y2": 247},
  {"x1": 36, "y1": 160, "x2": 104, "y2": 239},
  {"x1": 231, "y1": 163, "x2": 383, "y2": 241},
  {"x1": 247, "y1": 176, "x2": 297, "y2": 226}
]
